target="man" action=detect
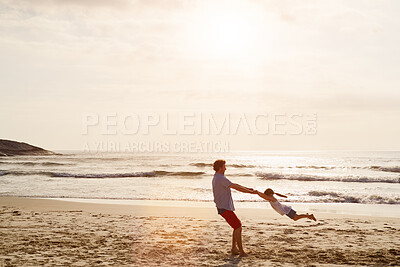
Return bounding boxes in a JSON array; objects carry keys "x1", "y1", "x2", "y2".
[{"x1": 212, "y1": 159, "x2": 257, "y2": 257}]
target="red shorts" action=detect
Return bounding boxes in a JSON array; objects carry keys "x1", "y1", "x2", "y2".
[{"x1": 220, "y1": 210, "x2": 242, "y2": 230}]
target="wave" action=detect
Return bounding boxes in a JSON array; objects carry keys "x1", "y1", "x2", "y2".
[
  {"x1": 308, "y1": 191, "x2": 360, "y2": 203},
  {"x1": 235, "y1": 173, "x2": 254, "y2": 177},
  {"x1": 190, "y1": 162, "x2": 255, "y2": 168},
  {"x1": 1, "y1": 170, "x2": 206, "y2": 179},
  {"x1": 0, "y1": 161, "x2": 71, "y2": 166},
  {"x1": 2, "y1": 193, "x2": 398, "y2": 205},
  {"x1": 190, "y1": 163, "x2": 400, "y2": 173},
  {"x1": 294, "y1": 165, "x2": 336, "y2": 170},
  {"x1": 256, "y1": 172, "x2": 400, "y2": 184},
  {"x1": 154, "y1": 171, "x2": 205, "y2": 177},
  {"x1": 51, "y1": 172, "x2": 157, "y2": 178},
  {"x1": 230, "y1": 164, "x2": 256, "y2": 168},
  {"x1": 370, "y1": 166, "x2": 400, "y2": 173},
  {"x1": 190, "y1": 163, "x2": 212, "y2": 167},
  {"x1": 60, "y1": 157, "x2": 126, "y2": 161},
  {"x1": 308, "y1": 191, "x2": 400, "y2": 205}
]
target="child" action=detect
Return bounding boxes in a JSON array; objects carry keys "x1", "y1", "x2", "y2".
[{"x1": 256, "y1": 188, "x2": 316, "y2": 221}]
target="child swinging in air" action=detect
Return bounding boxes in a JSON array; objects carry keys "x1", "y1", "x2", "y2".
[{"x1": 256, "y1": 188, "x2": 317, "y2": 221}]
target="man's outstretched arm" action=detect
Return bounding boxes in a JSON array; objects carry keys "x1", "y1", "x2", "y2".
[{"x1": 230, "y1": 183, "x2": 257, "y2": 194}]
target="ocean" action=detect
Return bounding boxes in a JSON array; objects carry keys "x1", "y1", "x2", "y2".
[{"x1": 1, "y1": 151, "x2": 399, "y2": 217}]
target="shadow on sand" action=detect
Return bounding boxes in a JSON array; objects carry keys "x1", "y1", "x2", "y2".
[{"x1": 216, "y1": 255, "x2": 243, "y2": 267}]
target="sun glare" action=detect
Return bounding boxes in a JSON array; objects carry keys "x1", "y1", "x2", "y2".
[{"x1": 183, "y1": 2, "x2": 271, "y2": 62}]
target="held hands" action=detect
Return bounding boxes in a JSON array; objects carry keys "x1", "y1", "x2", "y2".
[{"x1": 247, "y1": 188, "x2": 259, "y2": 194}]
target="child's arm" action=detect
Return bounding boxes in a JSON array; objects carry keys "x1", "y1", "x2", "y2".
[{"x1": 256, "y1": 191, "x2": 277, "y2": 202}]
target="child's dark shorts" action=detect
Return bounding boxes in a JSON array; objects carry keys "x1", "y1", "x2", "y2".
[{"x1": 286, "y1": 209, "x2": 297, "y2": 220}]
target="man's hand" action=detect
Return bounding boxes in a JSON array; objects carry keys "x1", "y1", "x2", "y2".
[{"x1": 247, "y1": 188, "x2": 258, "y2": 194}]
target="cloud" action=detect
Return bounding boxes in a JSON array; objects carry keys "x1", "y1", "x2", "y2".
[
  {"x1": 0, "y1": 0, "x2": 189, "y2": 68},
  {"x1": 16, "y1": 0, "x2": 130, "y2": 9}
]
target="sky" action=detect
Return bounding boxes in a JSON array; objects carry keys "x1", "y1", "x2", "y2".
[{"x1": 1, "y1": 0, "x2": 399, "y2": 151}]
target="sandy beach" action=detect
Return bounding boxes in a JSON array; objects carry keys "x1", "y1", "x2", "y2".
[{"x1": 0, "y1": 197, "x2": 399, "y2": 266}]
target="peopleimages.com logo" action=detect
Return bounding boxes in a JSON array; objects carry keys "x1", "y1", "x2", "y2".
[
  {"x1": 81, "y1": 112, "x2": 317, "y2": 136},
  {"x1": 82, "y1": 140, "x2": 230, "y2": 153},
  {"x1": 81, "y1": 112, "x2": 317, "y2": 153}
]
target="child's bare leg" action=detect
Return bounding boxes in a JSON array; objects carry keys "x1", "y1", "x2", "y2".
[
  {"x1": 293, "y1": 214, "x2": 307, "y2": 221},
  {"x1": 293, "y1": 213, "x2": 317, "y2": 221}
]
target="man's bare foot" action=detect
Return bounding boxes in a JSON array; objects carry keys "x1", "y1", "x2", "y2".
[
  {"x1": 310, "y1": 214, "x2": 317, "y2": 221},
  {"x1": 239, "y1": 251, "x2": 249, "y2": 257},
  {"x1": 231, "y1": 249, "x2": 240, "y2": 255}
]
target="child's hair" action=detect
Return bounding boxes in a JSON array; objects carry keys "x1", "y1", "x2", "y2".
[
  {"x1": 264, "y1": 188, "x2": 274, "y2": 195},
  {"x1": 264, "y1": 188, "x2": 288, "y2": 198}
]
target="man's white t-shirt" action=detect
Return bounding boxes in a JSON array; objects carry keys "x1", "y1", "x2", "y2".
[{"x1": 212, "y1": 172, "x2": 234, "y2": 211}]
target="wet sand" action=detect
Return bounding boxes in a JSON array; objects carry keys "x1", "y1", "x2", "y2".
[{"x1": 0, "y1": 197, "x2": 399, "y2": 266}]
